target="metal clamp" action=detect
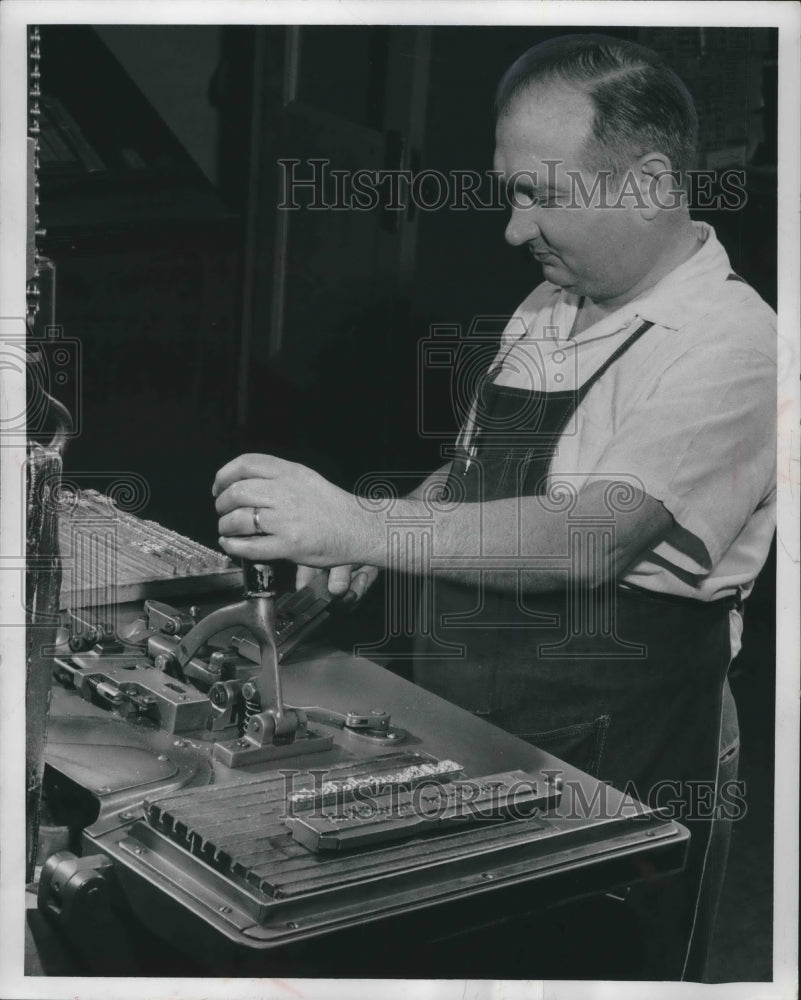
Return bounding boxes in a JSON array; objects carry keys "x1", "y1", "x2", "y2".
[
  {"x1": 300, "y1": 705, "x2": 407, "y2": 743},
  {"x1": 174, "y1": 561, "x2": 332, "y2": 766}
]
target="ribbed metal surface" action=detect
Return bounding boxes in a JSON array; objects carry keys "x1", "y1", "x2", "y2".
[
  {"x1": 144, "y1": 752, "x2": 545, "y2": 900},
  {"x1": 58, "y1": 489, "x2": 240, "y2": 605}
]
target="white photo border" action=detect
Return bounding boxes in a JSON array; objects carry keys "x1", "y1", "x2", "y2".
[{"x1": 1, "y1": 3, "x2": 798, "y2": 999}]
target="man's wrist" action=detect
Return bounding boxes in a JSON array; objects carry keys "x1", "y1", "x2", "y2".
[{"x1": 352, "y1": 496, "x2": 429, "y2": 570}]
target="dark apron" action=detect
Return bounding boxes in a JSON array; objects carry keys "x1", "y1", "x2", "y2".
[{"x1": 413, "y1": 318, "x2": 738, "y2": 978}]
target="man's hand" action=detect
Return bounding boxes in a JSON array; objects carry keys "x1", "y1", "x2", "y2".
[
  {"x1": 213, "y1": 454, "x2": 382, "y2": 568},
  {"x1": 295, "y1": 563, "x2": 380, "y2": 599}
]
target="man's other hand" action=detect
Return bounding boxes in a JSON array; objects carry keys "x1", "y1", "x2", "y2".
[{"x1": 295, "y1": 563, "x2": 379, "y2": 600}]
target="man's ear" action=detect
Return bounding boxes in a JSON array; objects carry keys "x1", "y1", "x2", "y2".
[{"x1": 638, "y1": 153, "x2": 681, "y2": 219}]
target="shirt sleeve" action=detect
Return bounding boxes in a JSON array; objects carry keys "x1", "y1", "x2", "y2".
[{"x1": 589, "y1": 343, "x2": 776, "y2": 574}]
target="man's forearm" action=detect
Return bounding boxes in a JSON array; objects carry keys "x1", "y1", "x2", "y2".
[
  {"x1": 356, "y1": 480, "x2": 673, "y2": 594},
  {"x1": 405, "y1": 463, "x2": 451, "y2": 501}
]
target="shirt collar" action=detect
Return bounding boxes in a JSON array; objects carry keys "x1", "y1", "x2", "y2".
[
  {"x1": 529, "y1": 222, "x2": 734, "y2": 346},
  {"x1": 620, "y1": 222, "x2": 734, "y2": 331}
]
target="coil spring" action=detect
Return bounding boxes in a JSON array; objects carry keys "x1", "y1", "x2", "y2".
[{"x1": 244, "y1": 692, "x2": 261, "y2": 725}]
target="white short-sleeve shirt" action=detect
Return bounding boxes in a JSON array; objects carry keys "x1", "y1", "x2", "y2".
[{"x1": 488, "y1": 222, "x2": 776, "y2": 603}]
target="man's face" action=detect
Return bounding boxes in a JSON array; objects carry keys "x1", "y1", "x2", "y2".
[{"x1": 494, "y1": 84, "x2": 648, "y2": 304}]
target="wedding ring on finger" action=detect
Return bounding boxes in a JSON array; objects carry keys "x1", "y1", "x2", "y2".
[{"x1": 252, "y1": 507, "x2": 264, "y2": 534}]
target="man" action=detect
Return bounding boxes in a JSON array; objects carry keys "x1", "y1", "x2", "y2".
[{"x1": 213, "y1": 36, "x2": 776, "y2": 979}]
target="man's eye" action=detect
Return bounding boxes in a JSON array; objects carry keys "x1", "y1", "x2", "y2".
[{"x1": 510, "y1": 188, "x2": 560, "y2": 208}]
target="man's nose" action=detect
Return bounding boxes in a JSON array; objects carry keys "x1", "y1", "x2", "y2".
[{"x1": 504, "y1": 205, "x2": 542, "y2": 246}]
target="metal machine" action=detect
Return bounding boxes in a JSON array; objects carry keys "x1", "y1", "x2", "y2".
[{"x1": 32, "y1": 528, "x2": 690, "y2": 977}]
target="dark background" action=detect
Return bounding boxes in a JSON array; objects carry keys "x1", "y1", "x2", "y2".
[{"x1": 34, "y1": 24, "x2": 777, "y2": 982}]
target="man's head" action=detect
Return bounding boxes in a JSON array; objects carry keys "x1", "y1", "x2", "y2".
[
  {"x1": 496, "y1": 34, "x2": 698, "y2": 187},
  {"x1": 494, "y1": 35, "x2": 700, "y2": 306}
]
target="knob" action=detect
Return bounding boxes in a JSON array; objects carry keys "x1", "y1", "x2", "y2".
[{"x1": 242, "y1": 561, "x2": 275, "y2": 597}]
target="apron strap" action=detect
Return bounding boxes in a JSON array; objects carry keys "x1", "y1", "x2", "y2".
[{"x1": 576, "y1": 319, "x2": 655, "y2": 402}]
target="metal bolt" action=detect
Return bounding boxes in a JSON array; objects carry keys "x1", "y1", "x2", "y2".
[
  {"x1": 481, "y1": 872, "x2": 495, "y2": 880},
  {"x1": 119, "y1": 811, "x2": 135, "y2": 821},
  {"x1": 236, "y1": 740, "x2": 248, "y2": 747},
  {"x1": 173, "y1": 739, "x2": 187, "y2": 748},
  {"x1": 97, "y1": 786, "x2": 110, "y2": 794},
  {"x1": 132, "y1": 846, "x2": 142, "y2": 855},
  {"x1": 218, "y1": 905, "x2": 232, "y2": 914},
  {"x1": 157, "y1": 754, "x2": 169, "y2": 762},
  {"x1": 287, "y1": 921, "x2": 298, "y2": 929}
]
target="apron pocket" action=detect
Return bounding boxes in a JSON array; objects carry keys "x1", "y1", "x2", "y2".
[{"x1": 514, "y1": 713, "x2": 611, "y2": 778}]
